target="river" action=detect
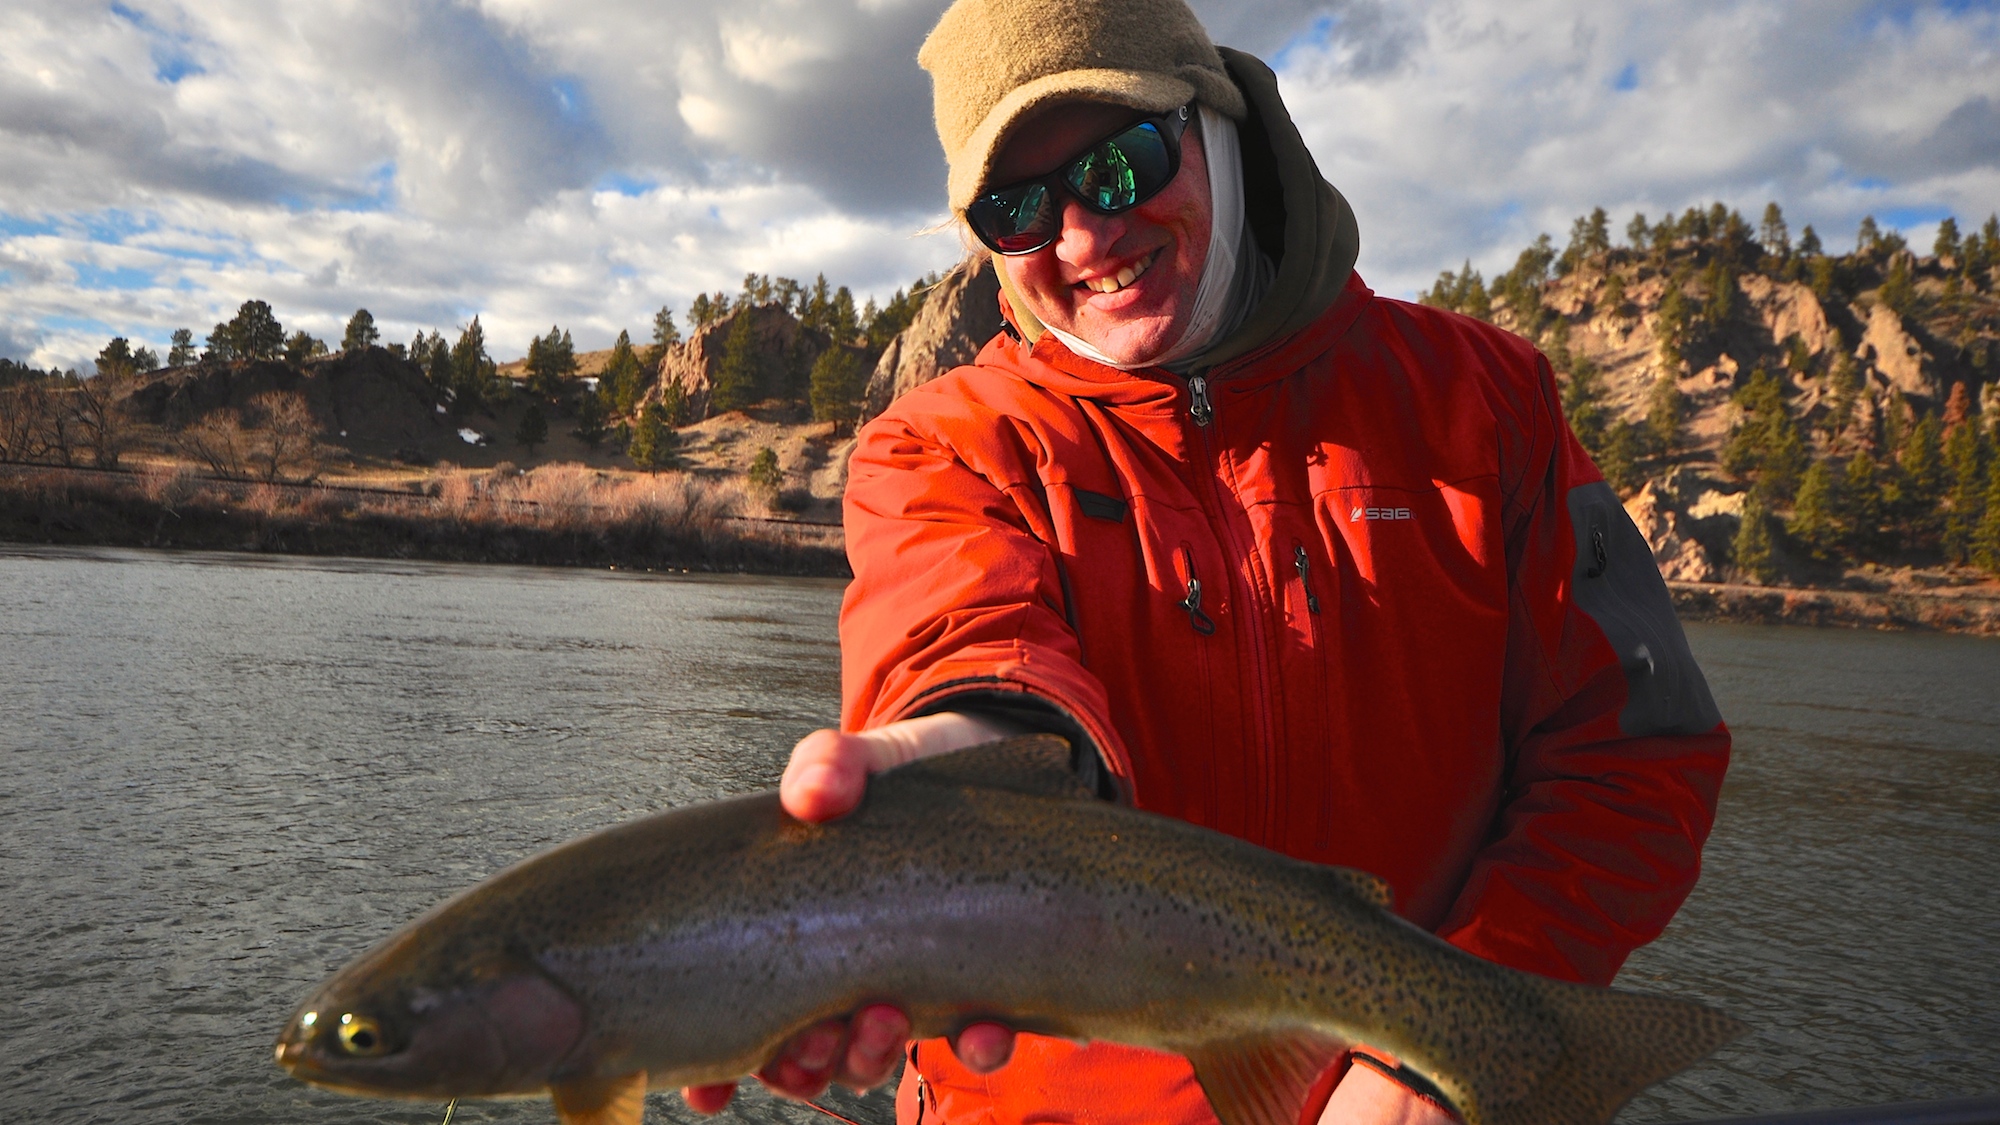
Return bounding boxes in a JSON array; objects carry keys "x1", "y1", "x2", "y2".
[{"x1": 1, "y1": 545, "x2": 1995, "y2": 1124}]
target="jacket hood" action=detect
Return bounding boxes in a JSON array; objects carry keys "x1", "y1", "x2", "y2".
[{"x1": 995, "y1": 46, "x2": 1360, "y2": 375}]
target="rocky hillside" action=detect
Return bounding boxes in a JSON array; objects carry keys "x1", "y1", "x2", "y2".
[{"x1": 1420, "y1": 205, "x2": 2000, "y2": 587}]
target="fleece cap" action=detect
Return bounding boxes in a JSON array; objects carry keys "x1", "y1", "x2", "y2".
[{"x1": 920, "y1": 0, "x2": 1248, "y2": 215}]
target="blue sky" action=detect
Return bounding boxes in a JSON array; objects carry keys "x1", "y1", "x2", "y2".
[{"x1": 1, "y1": 0, "x2": 1996, "y2": 371}]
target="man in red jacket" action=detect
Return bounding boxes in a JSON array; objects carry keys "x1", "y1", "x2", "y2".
[{"x1": 687, "y1": 0, "x2": 1728, "y2": 1122}]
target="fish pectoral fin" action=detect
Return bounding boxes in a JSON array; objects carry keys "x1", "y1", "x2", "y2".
[
  {"x1": 887, "y1": 734, "x2": 1096, "y2": 800},
  {"x1": 551, "y1": 1070, "x2": 648, "y2": 1125},
  {"x1": 1184, "y1": 1029, "x2": 1350, "y2": 1125}
]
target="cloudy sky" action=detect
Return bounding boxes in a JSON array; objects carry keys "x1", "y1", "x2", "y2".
[{"x1": 2, "y1": 0, "x2": 1996, "y2": 370}]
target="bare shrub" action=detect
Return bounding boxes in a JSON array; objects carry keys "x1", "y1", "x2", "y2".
[
  {"x1": 434, "y1": 470, "x2": 479, "y2": 519},
  {"x1": 69, "y1": 375, "x2": 128, "y2": 469},
  {"x1": 140, "y1": 463, "x2": 200, "y2": 510},
  {"x1": 0, "y1": 382, "x2": 58, "y2": 462},
  {"x1": 512, "y1": 463, "x2": 602, "y2": 529},
  {"x1": 244, "y1": 482, "x2": 287, "y2": 517},
  {"x1": 248, "y1": 391, "x2": 322, "y2": 483},
  {"x1": 178, "y1": 410, "x2": 252, "y2": 477}
]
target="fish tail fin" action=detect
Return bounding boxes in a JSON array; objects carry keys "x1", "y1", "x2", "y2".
[{"x1": 1482, "y1": 983, "x2": 1744, "y2": 1125}]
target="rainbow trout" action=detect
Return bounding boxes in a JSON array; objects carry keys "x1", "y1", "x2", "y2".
[{"x1": 275, "y1": 736, "x2": 1742, "y2": 1125}]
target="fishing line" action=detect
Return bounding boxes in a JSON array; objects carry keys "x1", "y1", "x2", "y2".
[
  {"x1": 806, "y1": 1100, "x2": 868, "y2": 1125},
  {"x1": 439, "y1": 1098, "x2": 458, "y2": 1124}
]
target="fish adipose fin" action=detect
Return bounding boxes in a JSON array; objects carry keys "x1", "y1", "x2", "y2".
[
  {"x1": 1323, "y1": 866, "x2": 1394, "y2": 910},
  {"x1": 1184, "y1": 1028, "x2": 1350, "y2": 1125},
  {"x1": 890, "y1": 734, "x2": 1096, "y2": 800},
  {"x1": 551, "y1": 1070, "x2": 647, "y2": 1125}
]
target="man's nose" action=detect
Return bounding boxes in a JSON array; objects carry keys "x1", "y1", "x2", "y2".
[{"x1": 1052, "y1": 196, "x2": 1124, "y2": 268}]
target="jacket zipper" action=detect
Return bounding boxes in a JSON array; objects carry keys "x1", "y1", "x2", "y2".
[
  {"x1": 1293, "y1": 544, "x2": 1321, "y2": 615},
  {"x1": 1186, "y1": 372, "x2": 1213, "y2": 427},
  {"x1": 1176, "y1": 545, "x2": 1217, "y2": 635},
  {"x1": 1184, "y1": 361, "x2": 1282, "y2": 840}
]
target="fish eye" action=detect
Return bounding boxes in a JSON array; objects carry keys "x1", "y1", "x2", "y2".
[{"x1": 336, "y1": 1013, "x2": 390, "y2": 1057}]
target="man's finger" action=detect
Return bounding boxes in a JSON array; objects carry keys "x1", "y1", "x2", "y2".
[
  {"x1": 757, "y1": 1020, "x2": 847, "y2": 1099},
  {"x1": 781, "y1": 730, "x2": 875, "y2": 823},
  {"x1": 682, "y1": 1083, "x2": 736, "y2": 1114},
  {"x1": 840, "y1": 1003, "x2": 912, "y2": 1090},
  {"x1": 951, "y1": 1022, "x2": 1015, "y2": 1074}
]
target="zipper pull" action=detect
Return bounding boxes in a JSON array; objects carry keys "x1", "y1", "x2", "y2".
[
  {"x1": 1293, "y1": 545, "x2": 1321, "y2": 615},
  {"x1": 1178, "y1": 576, "x2": 1217, "y2": 636},
  {"x1": 1186, "y1": 372, "x2": 1213, "y2": 427}
]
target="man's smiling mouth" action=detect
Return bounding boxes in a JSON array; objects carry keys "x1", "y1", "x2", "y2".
[{"x1": 1079, "y1": 249, "x2": 1161, "y2": 294}]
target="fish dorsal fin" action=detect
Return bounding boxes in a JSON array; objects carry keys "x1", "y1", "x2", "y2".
[
  {"x1": 1324, "y1": 866, "x2": 1395, "y2": 910},
  {"x1": 551, "y1": 1070, "x2": 647, "y2": 1125},
  {"x1": 1184, "y1": 1029, "x2": 1351, "y2": 1125},
  {"x1": 888, "y1": 734, "x2": 1094, "y2": 800}
]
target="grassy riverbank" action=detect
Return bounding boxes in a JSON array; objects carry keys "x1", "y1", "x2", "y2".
[{"x1": 0, "y1": 462, "x2": 849, "y2": 577}]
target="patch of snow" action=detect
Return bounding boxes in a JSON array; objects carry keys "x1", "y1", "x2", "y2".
[{"x1": 458, "y1": 428, "x2": 489, "y2": 446}]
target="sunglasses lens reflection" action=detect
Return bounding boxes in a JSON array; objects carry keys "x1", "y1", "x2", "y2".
[{"x1": 969, "y1": 115, "x2": 1180, "y2": 255}]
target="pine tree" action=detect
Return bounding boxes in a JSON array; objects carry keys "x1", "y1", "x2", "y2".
[
  {"x1": 1839, "y1": 451, "x2": 1884, "y2": 558},
  {"x1": 689, "y1": 294, "x2": 717, "y2": 329},
  {"x1": 809, "y1": 346, "x2": 869, "y2": 432},
  {"x1": 1646, "y1": 367, "x2": 1685, "y2": 458},
  {"x1": 746, "y1": 446, "x2": 782, "y2": 502},
  {"x1": 598, "y1": 330, "x2": 644, "y2": 416},
  {"x1": 1878, "y1": 254, "x2": 1917, "y2": 317},
  {"x1": 1798, "y1": 225, "x2": 1824, "y2": 258},
  {"x1": 1601, "y1": 271, "x2": 1626, "y2": 315},
  {"x1": 626, "y1": 400, "x2": 673, "y2": 471},
  {"x1": 1857, "y1": 215, "x2": 1881, "y2": 255},
  {"x1": 1759, "y1": 202, "x2": 1790, "y2": 260},
  {"x1": 1942, "y1": 415, "x2": 1989, "y2": 563},
  {"x1": 342, "y1": 309, "x2": 380, "y2": 352},
  {"x1": 449, "y1": 317, "x2": 495, "y2": 413},
  {"x1": 515, "y1": 404, "x2": 548, "y2": 455},
  {"x1": 645, "y1": 306, "x2": 681, "y2": 370},
  {"x1": 710, "y1": 312, "x2": 760, "y2": 414},
  {"x1": 659, "y1": 378, "x2": 690, "y2": 427},
  {"x1": 167, "y1": 328, "x2": 196, "y2": 367},
  {"x1": 95, "y1": 338, "x2": 137, "y2": 379},
  {"x1": 223, "y1": 300, "x2": 285, "y2": 360},
  {"x1": 1656, "y1": 284, "x2": 1690, "y2": 367},
  {"x1": 1824, "y1": 345, "x2": 1860, "y2": 449},
  {"x1": 1789, "y1": 458, "x2": 1842, "y2": 560},
  {"x1": 572, "y1": 390, "x2": 607, "y2": 450},
  {"x1": 1976, "y1": 460, "x2": 2000, "y2": 575},
  {"x1": 1626, "y1": 213, "x2": 1651, "y2": 252},
  {"x1": 1934, "y1": 217, "x2": 1961, "y2": 262},
  {"x1": 1702, "y1": 259, "x2": 1738, "y2": 326},
  {"x1": 284, "y1": 330, "x2": 326, "y2": 365},
  {"x1": 1893, "y1": 412, "x2": 1946, "y2": 550},
  {"x1": 526, "y1": 326, "x2": 578, "y2": 399},
  {"x1": 1723, "y1": 367, "x2": 1806, "y2": 501},
  {"x1": 1733, "y1": 494, "x2": 1779, "y2": 584}
]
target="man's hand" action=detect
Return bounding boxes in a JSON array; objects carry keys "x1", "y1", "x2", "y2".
[
  {"x1": 682, "y1": 713, "x2": 1022, "y2": 1113},
  {"x1": 1317, "y1": 1058, "x2": 1459, "y2": 1125}
]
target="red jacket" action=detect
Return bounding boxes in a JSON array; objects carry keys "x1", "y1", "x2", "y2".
[{"x1": 840, "y1": 275, "x2": 1729, "y2": 1125}]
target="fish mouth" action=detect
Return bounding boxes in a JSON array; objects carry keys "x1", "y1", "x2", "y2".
[
  {"x1": 275, "y1": 968, "x2": 586, "y2": 1099},
  {"x1": 1077, "y1": 248, "x2": 1161, "y2": 294}
]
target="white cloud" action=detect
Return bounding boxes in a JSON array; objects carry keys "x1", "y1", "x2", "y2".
[{"x1": 1, "y1": 0, "x2": 1994, "y2": 371}]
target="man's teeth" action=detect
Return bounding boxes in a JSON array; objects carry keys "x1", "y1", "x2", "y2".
[{"x1": 1084, "y1": 253, "x2": 1156, "y2": 294}]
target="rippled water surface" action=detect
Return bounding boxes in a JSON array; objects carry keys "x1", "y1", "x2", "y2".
[{"x1": 2, "y1": 545, "x2": 1996, "y2": 1124}]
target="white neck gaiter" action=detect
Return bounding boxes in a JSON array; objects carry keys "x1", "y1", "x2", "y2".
[{"x1": 1046, "y1": 105, "x2": 1268, "y2": 373}]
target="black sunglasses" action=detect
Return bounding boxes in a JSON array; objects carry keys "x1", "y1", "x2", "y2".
[{"x1": 966, "y1": 105, "x2": 1193, "y2": 256}]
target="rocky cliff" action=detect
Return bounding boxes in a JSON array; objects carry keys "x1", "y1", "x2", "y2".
[{"x1": 860, "y1": 256, "x2": 1002, "y2": 424}]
